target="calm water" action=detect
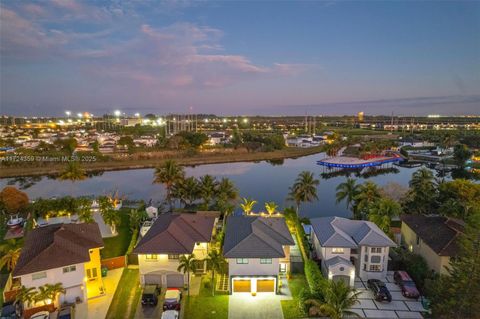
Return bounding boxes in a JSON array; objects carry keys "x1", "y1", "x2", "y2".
[{"x1": 0, "y1": 153, "x2": 431, "y2": 219}]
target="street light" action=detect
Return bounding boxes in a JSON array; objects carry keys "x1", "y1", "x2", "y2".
[
  {"x1": 77, "y1": 113, "x2": 83, "y2": 118},
  {"x1": 134, "y1": 113, "x2": 140, "y2": 118},
  {"x1": 65, "y1": 111, "x2": 71, "y2": 117},
  {"x1": 243, "y1": 118, "x2": 249, "y2": 123},
  {"x1": 114, "y1": 110, "x2": 121, "y2": 117}
]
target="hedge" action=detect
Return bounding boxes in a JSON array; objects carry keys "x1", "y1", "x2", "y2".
[{"x1": 304, "y1": 259, "x2": 326, "y2": 296}]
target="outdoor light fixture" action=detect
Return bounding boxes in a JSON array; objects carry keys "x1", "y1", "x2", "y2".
[
  {"x1": 114, "y1": 110, "x2": 121, "y2": 117},
  {"x1": 65, "y1": 111, "x2": 71, "y2": 117},
  {"x1": 134, "y1": 113, "x2": 140, "y2": 117}
]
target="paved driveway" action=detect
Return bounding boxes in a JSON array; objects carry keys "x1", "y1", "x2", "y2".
[
  {"x1": 229, "y1": 294, "x2": 284, "y2": 319},
  {"x1": 349, "y1": 272, "x2": 427, "y2": 319}
]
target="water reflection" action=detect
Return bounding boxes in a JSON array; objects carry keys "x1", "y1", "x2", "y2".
[{"x1": 1, "y1": 153, "x2": 475, "y2": 219}]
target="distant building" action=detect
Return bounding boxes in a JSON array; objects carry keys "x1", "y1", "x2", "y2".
[{"x1": 358, "y1": 111, "x2": 364, "y2": 122}]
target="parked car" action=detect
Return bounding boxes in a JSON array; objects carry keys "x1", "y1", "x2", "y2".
[
  {"x1": 141, "y1": 284, "x2": 161, "y2": 306},
  {"x1": 163, "y1": 288, "x2": 182, "y2": 311},
  {"x1": 0, "y1": 301, "x2": 21, "y2": 319},
  {"x1": 161, "y1": 310, "x2": 179, "y2": 319},
  {"x1": 57, "y1": 304, "x2": 75, "y2": 319},
  {"x1": 30, "y1": 311, "x2": 50, "y2": 319},
  {"x1": 367, "y1": 279, "x2": 392, "y2": 302},
  {"x1": 394, "y1": 271, "x2": 420, "y2": 299}
]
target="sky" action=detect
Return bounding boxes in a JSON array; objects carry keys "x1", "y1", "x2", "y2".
[{"x1": 1, "y1": 0, "x2": 479, "y2": 116}]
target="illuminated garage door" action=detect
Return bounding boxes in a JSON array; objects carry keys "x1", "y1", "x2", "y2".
[
  {"x1": 233, "y1": 279, "x2": 251, "y2": 293},
  {"x1": 257, "y1": 279, "x2": 275, "y2": 293},
  {"x1": 166, "y1": 274, "x2": 184, "y2": 288}
]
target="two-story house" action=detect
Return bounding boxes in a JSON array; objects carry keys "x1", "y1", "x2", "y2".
[
  {"x1": 133, "y1": 212, "x2": 218, "y2": 288},
  {"x1": 400, "y1": 215, "x2": 464, "y2": 275},
  {"x1": 11, "y1": 223, "x2": 104, "y2": 307},
  {"x1": 310, "y1": 216, "x2": 396, "y2": 286},
  {"x1": 222, "y1": 216, "x2": 295, "y2": 294}
]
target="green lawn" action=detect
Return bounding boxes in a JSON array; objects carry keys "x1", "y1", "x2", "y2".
[
  {"x1": 281, "y1": 275, "x2": 308, "y2": 319},
  {"x1": 184, "y1": 276, "x2": 229, "y2": 319},
  {"x1": 101, "y1": 209, "x2": 132, "y2": 259},
  {"x1": 105, "y1": 268, "x2": 141, "y2": 319}
]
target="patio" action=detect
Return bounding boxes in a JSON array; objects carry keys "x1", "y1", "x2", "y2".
[{"x1": 349, "y1": 271, "x2": 427, "y2": 319}]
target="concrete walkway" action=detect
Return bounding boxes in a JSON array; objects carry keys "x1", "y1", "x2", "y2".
[
  {"x1": 86, "y1": 268, "x2": 123, "y2": 319},
  {"x1": 229, "y1": 294, "x2": 284, "y2": 319},
  {"x1": 189, "y1": 275, "x2": 202, "y2": 296}
]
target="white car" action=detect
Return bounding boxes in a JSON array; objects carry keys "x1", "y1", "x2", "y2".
[
  {"x1": 161, "y1": 310, "x2": 179, "y2": 319},
  {"x1": 30, "y1": 311, "x2": 50, "y2": 319}
]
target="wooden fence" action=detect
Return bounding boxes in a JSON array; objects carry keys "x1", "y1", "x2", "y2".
[{"x1": 101, "y1": 256, "x2": 126, "y2": 270}]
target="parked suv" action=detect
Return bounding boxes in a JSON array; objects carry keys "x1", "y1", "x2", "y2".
[
  {"x1": 141, "y1": 285, "x2": 161, "y2": 306},
  {"x1": 367, "y1": 279, "x2": 392, "y2": 302},
  {"x1": 394, "y1": 271, "x2": 420, "y2": 299},
  {"x1": 163, "y1": 288, "x2": 182, "y2": 311}
]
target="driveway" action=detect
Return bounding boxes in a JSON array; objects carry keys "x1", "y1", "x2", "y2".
[
  {"x1": 349, "y1": 271, "x2": 427, "y2": 319},
  {"x1": 228, "y1": 294, "x2": 284, "y2": 319}
]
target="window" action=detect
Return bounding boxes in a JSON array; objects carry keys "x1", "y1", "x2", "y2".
[
  {"x1": 168, "y1": 254, "x2": 180, "y2": 260},
  {"x1": 369, "y1": 265, "x2": 382, "y2": 272},
  {"x1": 87, "y1": 268, "x2": 98, "y2": 279},
  {"x1": 332, "y1": 248, "x2": 344, "y2": 254},
  {"x1": 371, "y1": 256, "x2": 381, "y2": 263},
  {"x1": 371, "y1": 247, "x2": 382, "y2": 254},
  {"x1": 32, "y1": 272, "x2": 47, "y2": 281},
  {"x1": 260, "y1": 258, "x2": 272, "y2": 264},
  {"x1": 236, "y1": 258, "x2": 248, "y2": 264},
  {"x1": 63, "y1": 265, "x2": 76, "y2": 273},
  {"x1": 145, "y1": 254, "x2": 157, "y2": 260}
]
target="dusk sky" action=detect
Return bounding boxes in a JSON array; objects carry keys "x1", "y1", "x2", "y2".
[{"x1": 1, "y1": 1, "x2": 479, "y2": 116}]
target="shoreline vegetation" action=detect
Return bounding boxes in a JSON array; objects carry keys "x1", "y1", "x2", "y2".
[{"x1": 0, "y1": 146, "x2": 325, "y2": 178}]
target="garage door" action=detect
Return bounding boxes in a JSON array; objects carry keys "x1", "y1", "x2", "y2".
[
  {"x1": 332, "y1": 275, "x2": 350, "y2": 286},
  {"x1": 233, "y1": 279, "x2": 251, "y2": 293},
  {"x1": 166, "y1": 274, "x2": 184, "y2": 288},
  {"x1": 144, "y1": 274, "x2": 162, "y2": 285},
  {"x1": 257, "y1": 279, "x2": 275, "y2": 293}
]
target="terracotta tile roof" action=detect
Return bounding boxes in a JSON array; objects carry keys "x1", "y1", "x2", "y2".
[
  {"x1": 133, "y1": 213, "x2": 217, "y2": 254},
  {"x1": 13, "y1": 223, "x2": 103, "y2": 277},
  {"x1": 401, "y1": 215, "x2": 465, "y2": 256}
]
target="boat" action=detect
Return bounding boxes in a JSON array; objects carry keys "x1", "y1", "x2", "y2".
[{"x1": 7, "y1": 215, "x2": 24, "y2": 229}]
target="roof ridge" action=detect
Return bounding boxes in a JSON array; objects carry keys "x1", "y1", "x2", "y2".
[
  {"x1": 255, "y1": 218, "x2": 291, "y2": 243},
  {"x1": 177, "y1": 215, "x2": 211, "y2": 242},
  {"x1": 166, "y1": 228, "x2": 194, "y2": 253},
  {"x1": 438, "y1": 231, "x2": 460, "y2": 256}
]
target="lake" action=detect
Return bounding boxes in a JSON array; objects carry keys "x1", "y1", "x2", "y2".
[{"x1": 0, "y1": 153, "x2": 433, "y2": 219}]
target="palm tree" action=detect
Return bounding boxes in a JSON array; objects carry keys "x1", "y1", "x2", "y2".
[
  {"x1": 353, "y1": 181, "x2": 381, "y2": 220},
  {"x1": 206, "y1": 250, "x2": 226, "y2": 296},
  {"x1": 16, "y1": 286, "x2": 38, "y2": 308},
  {"x1": 129, "y1": 209, "x2": 147, "y2": 232},
  {"x1": 240, "y1": 197, "x2": 257, "y2": 215},
  {"x1": 153, "y1": 160, "x2": 185, "y2": 208},
  {"x1": 98, "y1": 196, "x2": 120, "y2": 235},
  {"x1": 0, "y1": 239, "x2": 21, "y2": 272},
  {"x1": 409, "y1": 167, "x2": 435, "y2": 191},
  {"x1": 288, "y1": 171, "x2": 319, "y2": 215},
  {"x1": 44, "y1": 283, "x2": 65, "y2": 306},
  {"x1": 265, "y1": 201, "x2": 278, "y2": 216},
  {"x1": 199, "y1": 175, "x2": 219, "y2": 209},
  {"x1": 336, "y1": 178, "x2": 360, "y2": 211},
  {"x1": 35, "y1": 285, "x2": 50, "y2": 305},
  {"x1": 305, "y1": 280, "x2": 361, "y2": 319},
  {"x1": 177, "y1": 254, "x2": 197, "y2": 296},
  {"x1": 368, "y1": 197, "x2": 402, "y2": 234},
  {"x1": 76, "y1": 197, "x2": 94, "y2": 223},
  {"x1": 172, "y1": 176, "x2": 200, "y2": 207},
  {"x1": 215, "y1": 178, "x2": 239, "y2": 206},
  {"x1": 58, "y1": 161, "x2": 86, "y2": 182}
]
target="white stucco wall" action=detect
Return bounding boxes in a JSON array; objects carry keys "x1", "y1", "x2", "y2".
[
  {"x1": 358, "y1": 246, "x2": 389, "y2": 281},
  {"x1": 17, "y1": 263, "x2": 87, "y2": 303},
  {"x1": 228, "y1": 258, "x2": 279, "y2": 276}
]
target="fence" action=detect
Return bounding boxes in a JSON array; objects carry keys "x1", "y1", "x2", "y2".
[{"x1": 101, "y1": 256, "x2": 126, "y2": 270}]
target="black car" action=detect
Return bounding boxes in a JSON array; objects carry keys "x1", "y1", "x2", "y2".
[
  {"x1": 367, "y1": 279, "x2": 392, "y2": 302},
  {"x1": 142, "y1": 285, "x2": 161, "y2": 306},
  {"x1": 0, "y1": 301, "x2": 22, "y2": 319}
]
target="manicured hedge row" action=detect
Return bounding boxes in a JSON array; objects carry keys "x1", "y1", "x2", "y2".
[{"x1": 304, "y1": 259, "x2": 326, "y2": 295}]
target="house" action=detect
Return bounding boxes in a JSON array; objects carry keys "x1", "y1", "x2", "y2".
[
  {"x1": 133, "y1": 212, "x2": 218, "y2": 287},
  {"x1": 222, "y1": 216, "x2": 295, "y2": 294},
  {"x1": 400, "y1": 215, "x2": 464, "y2": 275},
  {"x1": 11, "y1": 223, "x2": 104, "y2": 306},
  {"x1": 207, "y1": 132, "x2": 227, "y2": 145},
  {"x1": 310, "y1": 216, "x2": 396, "y2": 286}
]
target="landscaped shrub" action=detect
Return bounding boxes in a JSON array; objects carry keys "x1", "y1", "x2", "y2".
[
  {"x1": 126, "y1": 228, "x2": 139, "y2": 255},
  {"x1": 304, "y1": 260, "x2": 326, "y2": 296}
]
